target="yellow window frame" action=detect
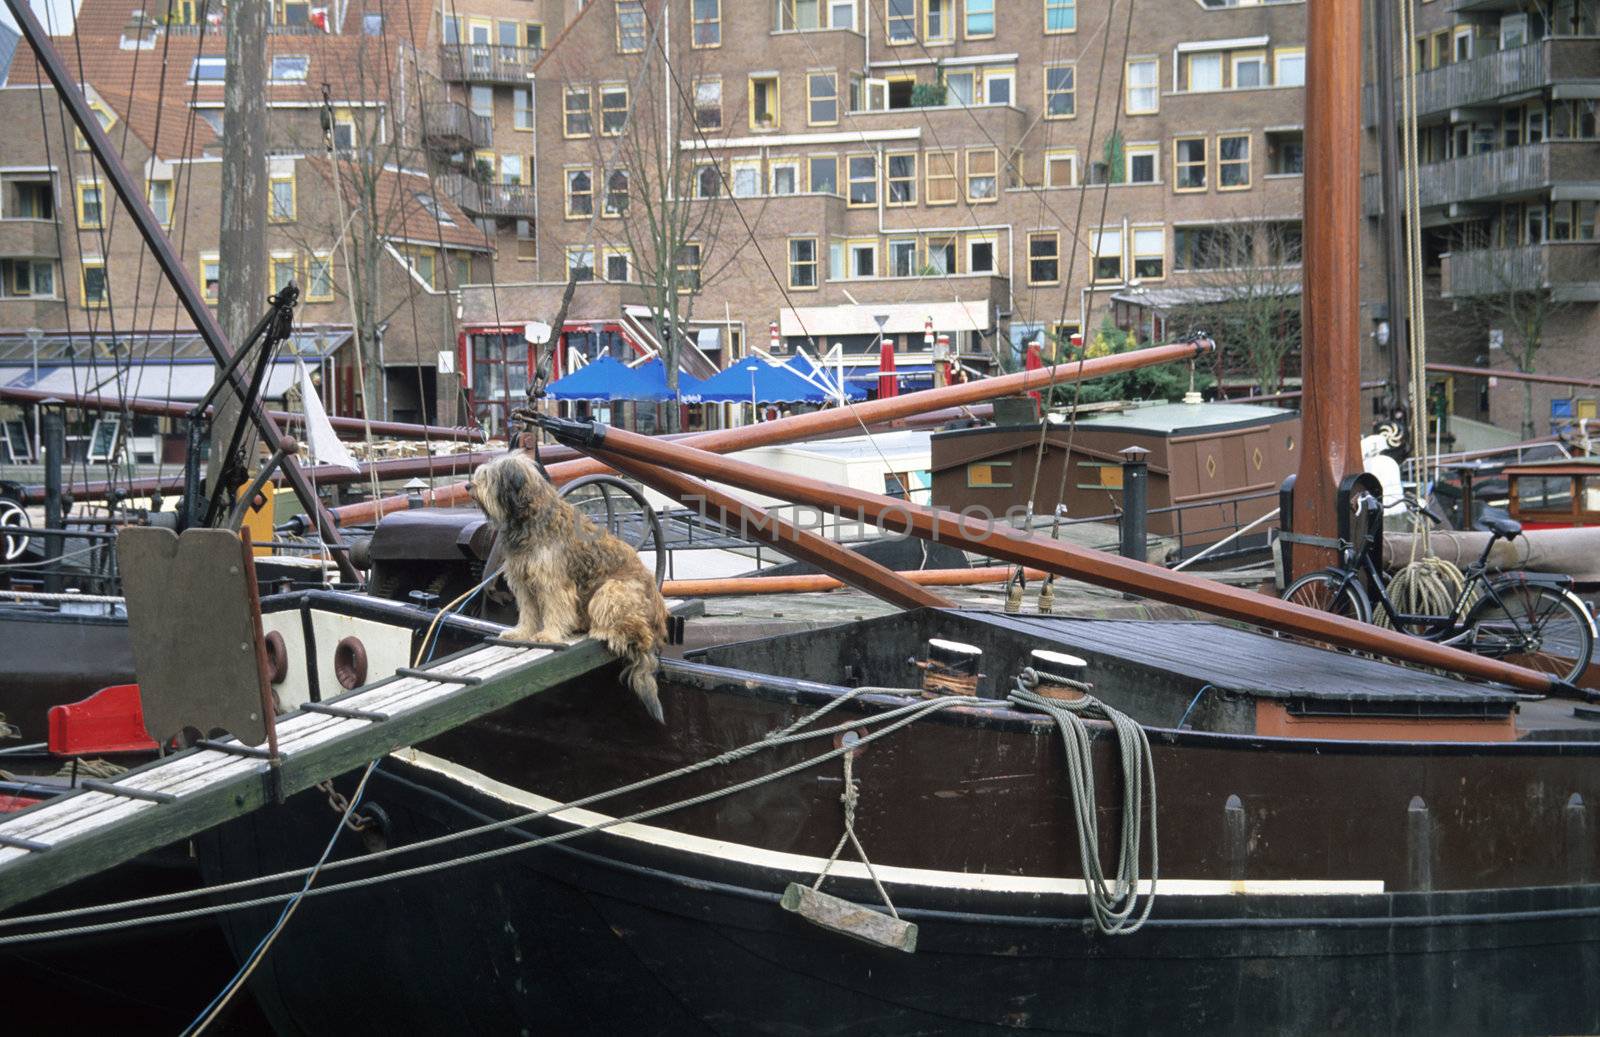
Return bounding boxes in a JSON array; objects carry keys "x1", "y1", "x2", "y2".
[
  {"x1": 601, "y1": 246, "x2": 632, "y2": 282},
  {"x1": 924, "y1": 0, "x2": 953, "y2": 43},
  {"x1": 966, "y1": 460, "x2": 1012, "y2": 489},
  {"x1": 676, "y1": 240, "x2": 702, "y2": 292},
  {"x1": 1217, "y1": 132, "x2": 1252, "y2": 190},
  {"x1": 692, "y1": 0, "x2": 720, "y2": 47},
  {"x1": 306, "y1": 251, "x2": 335, "y2": 301},
  {"x1": 1230, "y1": 49, "x2": 1267, "y2": 89},
  {"x1": 599, "y1": 83, "x2": 629, "y2": 136},
  {"x1": 749, "y1": 74, "x2": 781, "y2": 131},
  {"x1": 1091, "y1": 227, "x2": 1124, "y2": 284},
  {"x1": 964, "y1": 146, "x2": 998, "y2": 203},
  {"x1": 147, "y1": 179, "x2": 174, "y2": 227},
  {"x1": 563, "y1": 86, "x2": 593, "y2": 138},
  {"x1": 1043, "y1": 0, "x2": 1075, "y2": 34},
  {"x1": 270, "y1": 252, "x2": 299, "y2": 294},
  {"x1": 1131, "y1": 225, "x2": 1166, "y2": 281},
  {"x1": 79, "y1": 259, "x2": 108, "y2": 309},
  {"x1": 1044, "y1": 61, "x2": 1075, "y2": 119},
  {"x1": 965, "y1": 232, "x2": 998, "y2": 273},
  {"x1": 845, "y1": 152, "x2": 878, "y2": 208},
  {"x1": 616, "y1": 1, "x2": 645, "y2": 53},
  {"x1": 1172, "y1": 136, "x2": 1207, "y2": 192},
  {"x1": 1273, "y1": 46, "x2": 1305, "y2": 85},
  {"x1": 565, "y1": 244, "x2": 595, "y2": 281},
  {"x1": 563, "y1": 165, "x2": 594, "y2": 219},
  {"x1": 807, "y1": 153, "x2": 838, "y2": 194},
  {"x1": 924, "y1": 148, "x2": 958, "y2": 205},
  {"x1": 268, "y1": 174, "x2": 296, "y2": 222},
  {"x1": 75, "y1": 179, "x2": 105, "y2": 229},
  {"x1": 1027, "y1": 231, "x2": 1060, "y2": 286},
  {"x1": 1044, "y1": 148, "x2": 1078, "y2": 187},
  {"x1": 1125, "y1": 57, "x2": 1159, "y2": 115},
  {"x1": 884, "y1": 0, "x2": 917, "y2": 44},
  {"x1": 787, "y1": 236, "x2": 819, "y2": 290},
  {"x1": 807, "y1": 70, "x2": 839, "y2": 127},
  {"x1": 885, "y1": 150, "x2": 917, "y2": 207},
  {"x1": 199, "y1": 252, "x2": 220, "y2": 304},
  {"x1": 963, "y1": 0, "x2": 995, "y2": 39}
]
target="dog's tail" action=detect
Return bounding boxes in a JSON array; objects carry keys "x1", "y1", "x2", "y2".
[{"x1": 588, "y1": 578, "x2": 669, "y2": 723}]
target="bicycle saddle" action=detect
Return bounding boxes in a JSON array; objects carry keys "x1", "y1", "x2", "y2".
[{"x1": 1476, "y1": 514, "x2": 1523, "y2": 540}]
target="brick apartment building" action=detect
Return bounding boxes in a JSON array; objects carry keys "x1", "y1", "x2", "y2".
[{"x1": 1361, "y1": 0, "x2": 1599, "y2": 439}]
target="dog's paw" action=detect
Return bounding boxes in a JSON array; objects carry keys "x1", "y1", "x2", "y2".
[
  {"x1": 503, "y1": 626, "x2": 540, "y2": 643},
  {"x1": 533, "y1": 628, "x2": 574, "y2": 643}
]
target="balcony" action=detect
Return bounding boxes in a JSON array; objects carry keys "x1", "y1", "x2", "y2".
[
  {"x1": 437, "y1": 173, "x2": 536, "y2": 219},
  {"x1": 1361, "y1": 142, "x2": 1600, "y2": 216},
  {"x1": 1364, "y1": 39, "x2": 1600, "y2": 124},
  {"x1": 0, "y1": 219, "x2": 61, "y2": 259},
  {"x1": 1441, "y1": 242, "x2": 1600, "y2": 301},
  {"x1": 421, "y1": 101, "x2": 491, "y2": 151},
  {"x1": 439, "y1": 44, "x2": 542, "y2": 86}
]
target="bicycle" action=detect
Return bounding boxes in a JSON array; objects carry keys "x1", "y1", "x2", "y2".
[{"x1": 1281, "y1": 493, "x2": 1596, "y2": 685}]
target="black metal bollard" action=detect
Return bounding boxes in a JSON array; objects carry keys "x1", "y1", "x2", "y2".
[{"x1": 1118, "y1": 445, "x2": 1149, "y2": 562}]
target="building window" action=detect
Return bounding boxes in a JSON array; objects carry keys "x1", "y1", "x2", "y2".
[
  {"x1": 270, "y1": 55, "x2": 309, "y2": 82},
  {"x1": 147, "y1": 179, "x2": 173, "y2": 226},
  {"x1": 604, "y1": 169, "x2": 630, "y2": 215},
  {"x1": 687, "y1": 0, "x2": 719, "y2": 46},
  {"x1": 362, "y1": 12, "x2": 382, "y2": 34},
  {"x1": 1186, "y1": 52, "x2": 1223, "y2": 92},
  {"x1": 848, "y1": 240, "x2": 877, "y2": 278},
  {"x1": 1267, "y1": 130, "x2": 1303, "y2": 175},
  {"x1": 925, "y1": 235, "x2": 956, "y2": 274},
  {"x1": 514, "y1": 88, "x2": 533, "y2": 130},
  {"x1": 1093, "y1": 228, "x2": 1123, "y2": 283},
  {"x1": 406, "y1": 247, "x2": 437, "y2": 289},
  {"x1": 526, "y1": 23, "x2": 544, "y2": 48},
  {"x1": 81, "y1": 260, "x2": 108, "y2": 308},
  {"x1": 847, "y1": 154, "x2": 877, "y2": 206},
  {"x1": 809, "y1": 155, "x2": 837, "y2": 193},
  {"x1": 924, "y1": 149, "x2": 957, "y2": 204},
  {"x1": 307, "y1": 252, "x2": 335, "y2": 300},
  {"x1": 888, "y1": 238, "x2": 917, "y2": 277},
  {"x1": 967, "y1": 460, "x2": 1011, "y2": 488},
  {"x1": 749, "y1": 75, "x2": 780, "y2": 130},
  {"x1": 604, "y1": 248, "x2": 631, "y2": 282},
  {"x1": 964, "y1": 0, "x2": 995, "y2": 38},
  {"x1": 789, "y1": 237, "x2": 818, "y2": 288},
  {"x1": 676, "y1": 243, "x2": 702, "y2": 291},
  {"x1": 1045, "y1": 150, "x2": 1077, "y2": 187},
  {"x1": 1045, "y1": 0, "x2": 1074, "y2": 32},
  {"x1": 76, "y1": 180, "x2": 104, "y2": 229},
  {"x1": 808, "y1": 72, "x2": 838, "y2": 126},
  {"x1": 771, "y1": 161, "x2": 799, "y2": 195},
  {"x1": 500, "y1": 154, "x2": 524, "y2": 185},
  {"x1": 600, "y1": 85, "x2": 629, "y2": 135},
  {"x1": 1174, "y1": 136, "x2": 1206, "y2": 190},
  {"x1": 269, "y1": 173, "x2": 295, "y2": 222},
  {"x1": 694, "y1": 78, "x2": 722, "y2": 129},
  {"x1": 566, "y1": 245, "x2": 595, "y2": 282},
  {"x1": 887, "y1": 0, "x2": 915, "y2": 42},
  {"x1": 732, "y1": 159, "x2": 761, "y2": 197},
  {"x1": 985, "y1": 68, "x2": 1014, "y2": 106},
  {"x1": 199, "y1": 253, "x2": 220, "y2": 303},
  {"x1": 1028, "y1": 232, "x2": 1060, "y2": 285},
  {"x1": 564, "y1": 87, "x2": 592, "y2": 137},
  {"x1": 695, "y1": 163, "x2": 722, "y2": 198},
  {"x1": 331, "y1": 111, "x2": 355, "y2": 151},
  {"x1": 925, "y1": 0, "x2": 952, "y2": 42},
  {"x1": 965, "y1": 148, "x2": 998, "y2": 202},
  {"x1": 4, "y1": 259, "x2": 56, "y2": 298},
  {"x1": 886, "y1": 152, "x2": 916, "y2": 205},
  {"x1": 829, "y1": 0, "x2": 855, "y2": 30},
  {"x1": 1126, "y1": 145, "x2": 1158, "y2": 184},
  {"x1": 1267, "y1": 221, "x2": 1302, "y2": 265},
  {"x1": 565, "y1": 167, "x2": 593, "y2": 217},
  {"x1": 1232, "y1": 51, "x2": 1266, "y2": 89},
  {"x1": 1126, "y1": 58, "x2": 1158, "y2": 114},
  {"x1": 967, "y1": 234, "x2": 996, "y2": 274},
  {"x1": 616, "y1": 1, "x2": 646, "y2": 52},
  {"x1": 12, "y1": 179, "x2": 54, "y2": 219},
  {"x1": 189, "y1": 56, "x2": 226, "y2": 83},
  {"x1": 469, "y1": 85, "x2": 494, "y2": 118},
  {"x1": 1174, "y1": 225, "x2": 1250, "y2": 271},
  {"x1": 271, "y1": 253, "x2": 297, "y2": 295},
  {"x1": 1219, "y1": 133, "x2": 1251, "y2": 189},
  {"x1": 1274, "y1": 47, "x2": 1305, "y2": 86},
  {"x1": 1132, "y1": 227, "x2": 1164, "y2": 279},
  {"x1": 1044, "y1": 63, "x2": 1075, "y2": 119}
]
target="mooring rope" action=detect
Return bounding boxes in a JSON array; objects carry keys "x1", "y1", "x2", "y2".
[{"x1": 1009, "y1": 675, "x2": 1158, "y2": 936}]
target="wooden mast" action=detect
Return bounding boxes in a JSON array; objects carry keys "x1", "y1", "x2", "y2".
[{"x1": 1294, "y1": 0, "x2": 1364, "y2": 575}]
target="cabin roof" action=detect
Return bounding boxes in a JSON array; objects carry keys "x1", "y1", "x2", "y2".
[
  {"x1": 1070, "y1": 401, "x2": 1296, "y2": 436},
  {"x1": 1503, "y1": 458, "x2": 1600, "y2": 477}
]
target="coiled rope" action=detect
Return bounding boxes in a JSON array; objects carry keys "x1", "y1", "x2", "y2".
[{"x1": 1009, "y1": 673, "x2": 1158, "y2": 936}]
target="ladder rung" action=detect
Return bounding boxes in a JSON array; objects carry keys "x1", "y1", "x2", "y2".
[
  {"x1": 80, "y1": 779, "x2": 177, "y2": 804},
  {"x1": 195, "y1": 739, "x2": 276, "y2": 760},
  {"x1": 395, "y1": 667, "x2": 483, "y2": 685},
  {"x1": 0, "y1": 833, "x2": 51, "y2": 852},
  {"x1": 301, "y1": 702, "x2": 391, "y2": 722}
]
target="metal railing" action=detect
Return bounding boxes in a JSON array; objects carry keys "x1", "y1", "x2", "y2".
[
  {"x1": 1441, "y1": 242, "x2": 1600, "y2": 298},
  {"x1": 421, "y1": 102, "x2": 492, "y2": 150},
  {"x1": 439, "y1": 44, "x2": 543, "y2": 85},
  {"x1": 1361, "y1": 143, "x2": 1567, "y2": 215},
  {"x1": 436, "y1": 173, "x2": 536, "y2": 218}
]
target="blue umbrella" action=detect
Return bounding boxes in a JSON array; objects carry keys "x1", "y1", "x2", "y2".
[
  {"x1": 548, "y1": 355, "x2": 670, "y2": 402},
  {"x1": 785, "y1": 352, "x2": 867, "y2": 401},
  {"x1": 693, "y1": 356, "x2": 834, "y2": 405},
  {"x1": 634, "y1": 357, "x2": 705, "y2": 401}
]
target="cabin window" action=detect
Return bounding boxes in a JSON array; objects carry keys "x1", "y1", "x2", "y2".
[
  {"x1": 1516, "y1": 475, "x2": 1573, "y2": 511},
  {"x1": 967, "y1": 460, "x2": 1012, "y2": 488}
]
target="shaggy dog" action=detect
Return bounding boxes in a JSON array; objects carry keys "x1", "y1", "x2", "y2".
[{"x1": 470, "y1": 452, "x2": 669, "y2": 722}]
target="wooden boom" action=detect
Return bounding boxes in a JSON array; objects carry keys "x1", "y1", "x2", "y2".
[
  {"x1": 560, "y1": 419, "x2": 1572, "y2": 696},
  {"x1": 326, "y1": 338, "x2": 1214, "y2": 527}
]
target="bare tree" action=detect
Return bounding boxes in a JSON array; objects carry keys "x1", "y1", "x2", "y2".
[
  {"x1": 1166, "y1": 217, "x2": 1303, "y2": 395},
  {"x1": 1457, "y1": 266, "x2": 1571, "y2": 439}
]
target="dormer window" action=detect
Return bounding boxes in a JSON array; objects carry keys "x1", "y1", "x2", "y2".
[
  {"x1": 270, "y1": 56, "x2": 309, "y2": 82},
  {"x1": 189, "y1": 57, "x2": 226, "y2": 83}
]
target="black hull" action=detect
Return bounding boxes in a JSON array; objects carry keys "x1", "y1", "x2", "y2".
[
  {"x1": 0, "y1": 606, "x2": 134, "y2": 742},
  {"x1": 204, "y1": 757, "x2": 1600, "y2": 1036}
]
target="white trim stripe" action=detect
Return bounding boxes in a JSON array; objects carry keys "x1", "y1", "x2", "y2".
[{"x1": 396, "y1": 749, "x2": 1386, "y2": 898}]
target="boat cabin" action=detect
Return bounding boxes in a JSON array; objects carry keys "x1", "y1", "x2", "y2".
[{"x1": 1505, "y1": 458, "x2": 1600, "y2": 529}]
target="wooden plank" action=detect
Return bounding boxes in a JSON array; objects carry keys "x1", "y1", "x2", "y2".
[{"x1": 0, "y1": 637, "x2": 613, "y2": 914}]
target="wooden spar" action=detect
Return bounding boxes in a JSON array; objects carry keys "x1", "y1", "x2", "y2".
[
  {"x1": 1426, "y1": 364, "x2": 1600, "y2": 392},
  {"x1": 661, "y1": 566, "x2": 1048, "y2": 598},
  {"x1": 327, "y1": 337, "x2": 1214, "y2": 527},
  {"x1": 1293, "y1": 0, "x2": 1364, "y2": 577},
  {"x1": 562, "y1": 421, "x2": 1570, "y2": 695},
  {"x1": 0, "y1": 0, "x2": 359, "y2": 582},
  {"x1": 0, "y1": 385, "x2": 487, "y2": 442},
  {"x1": 596, "y1": 452, "x2": 952, "y2": 610}
]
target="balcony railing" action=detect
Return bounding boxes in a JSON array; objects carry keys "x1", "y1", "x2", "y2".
[
  {"x1": 0, "y1": 218, "x2": 61, "y2": 259},
  {"x1": 439, "y1": 44, "x2": 543, "y2": 86},
  {"x1": 1441, "y1": 242, "x2": 1600, "y2": 301},
  {"x1": 421, "y1": 102, "x2": 492, "y2": 150},
  {"x1": 437, "y1": 173, "x2": 536, "y2": 219},
  {"x1": 1361, "y1": 142, "x2": 1599, "y2": 215},
  {"x1": 1363, "y1": 39, "x2": 1600, "y2": 125}
]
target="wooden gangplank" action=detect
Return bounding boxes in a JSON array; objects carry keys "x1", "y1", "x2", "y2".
[{"x1": 0, "y1": 637, "x2": 611, "y2": 914}]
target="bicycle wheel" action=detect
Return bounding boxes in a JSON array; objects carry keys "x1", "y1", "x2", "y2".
[
  {"x1": 1282, "y1": 569, "x2": 1372, "y2": 623},
  {"x1": 1466, "y1": 581, "x2": 1596, "y2": 686}
]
